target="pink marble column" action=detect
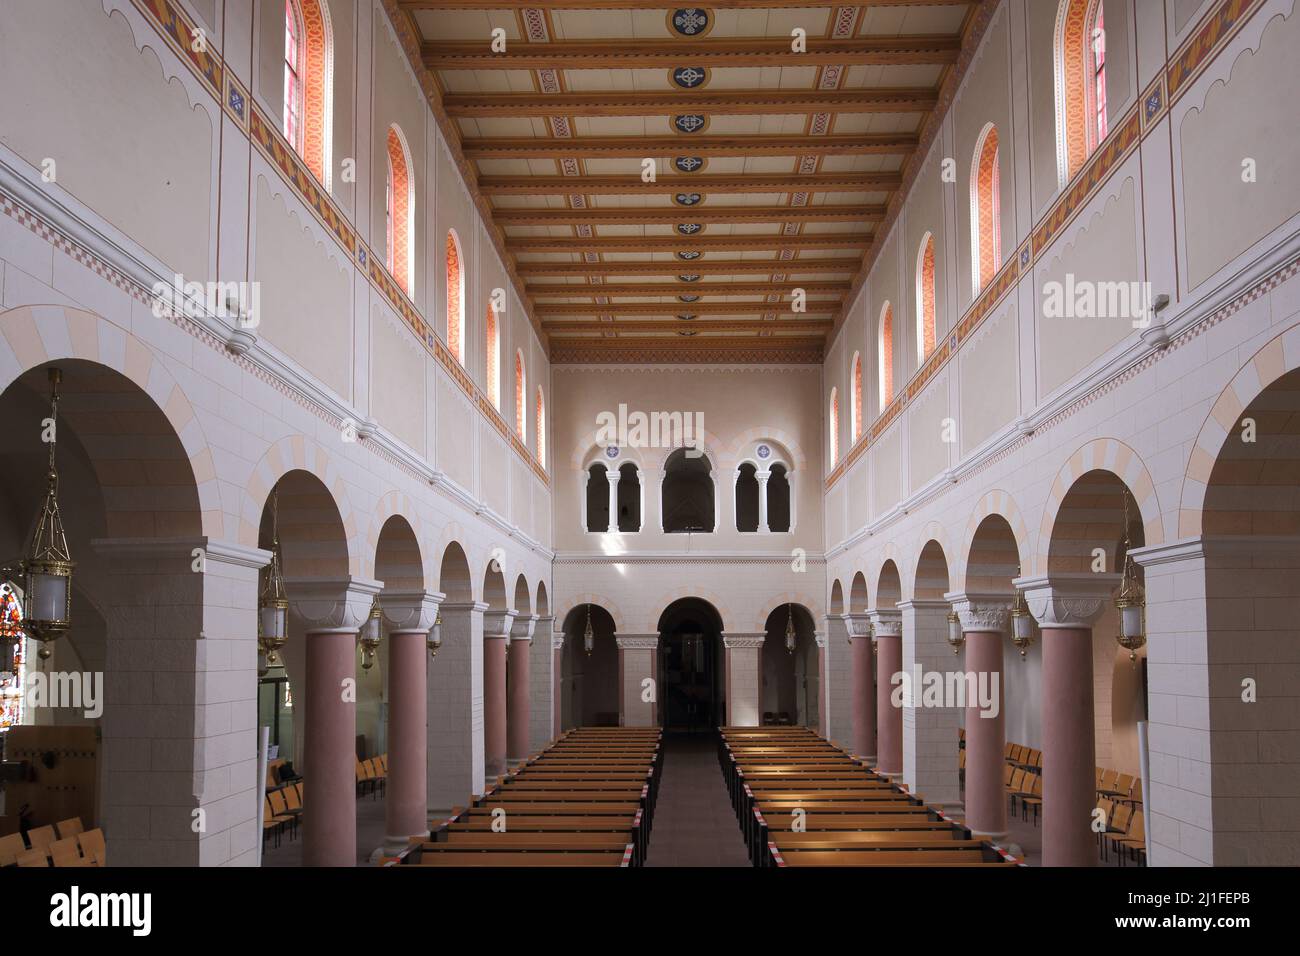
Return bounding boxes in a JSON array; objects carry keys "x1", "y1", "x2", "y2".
[
  {"x1": 507, "y1": 618, "x2": 535, "y2": 763},
  {"x1": 385, "y1": 628, "x2": 428, "y2": 848},
  {"x1": 873, "y1": 616, "x2": 903, "y2": 775},
  {"x1": 303, "y1": 626, "x2": 358, "y2": 867},
  {"x1": 483, "y1": 615, "x2": 512, "y2": 780},
  {"x1": 963, "y1": 628, "x2": 1006, "y2": 838},
  {"x1": 1042, "y1": 626, "x2": 1096, "y2": 866},
  {"x1": 851, "y1": 633, "x2": 875, "y2": 759}
]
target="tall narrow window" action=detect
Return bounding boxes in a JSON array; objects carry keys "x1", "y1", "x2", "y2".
[
  {"x1": 878, "y1": 303, "x2": 895, "y2": 408},
  {"x1": 850, "y1": 352, "x2": 863, "y2": 443},
  {"x1": 282, "y1": 0, "x2": 333, "y2": 189},
  {"x1": 536, "y1": 386, "x2": 546, "y2": 467},
  {"x1": 916, "y1": 233, "x2": 936, "y2": 364},
  {"x1": 970, "y1": 124, "x2": 1001, "y2": 295},
  {"x1": 829, "y1": 388, "x2": 840, "y2": 468},
  {"x1": 486, "y1": 303, "x2": 500, "y2": 408},
  {"x1": 0, "y1": 583, "x2": 27, "y2": 731},
  {"x1": 446, "y1": 231, "x2": 465, "y2": 363},
  {"x1": 515, "y1": 350, "x2": 527, "y2": 441},
  {"x1": 1054, "y1": 0, "x2": 1109, "y2": 187},
  {"x1": 385, "y1": 126, "x2": 413, "y2": 295}
]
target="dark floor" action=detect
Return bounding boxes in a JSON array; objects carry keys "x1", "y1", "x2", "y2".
[{"x1": 643, "y1": 733, "x2": 751, "y2": 867}]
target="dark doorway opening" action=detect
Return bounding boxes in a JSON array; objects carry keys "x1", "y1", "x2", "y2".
[{"x1": 657, "y1": 598, "x2": 723, "y2": 733}]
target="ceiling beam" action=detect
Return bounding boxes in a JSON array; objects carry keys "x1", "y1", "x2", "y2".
[
  {"x1": 527, "y1": 281, "x2": 850, "y2": 296},
  {"x1": 492, "y1": 205, "x2": 886, "y2": 226},
  {"x1": 537, "y1": 302, "x2": 837, "y2": 316},
  {"x1": 423, "y1": 36, "x2": 961, "y2": 71},
  {"x1": 545, "y1": 319, "x2": 834, "y2": 334},
  {"x1": 462, "y1": 133, "x2": 917, "y2": 160},
  {"x1": 479, "y1": 172, "x2": 900, "y2": 196},
  {"x1": 507, "y1": 234, "x2": 873, "y2": 253},
  {"x1": 400, "y1": 1, "x2": 976, "y2": 10},
  {"x1": 516, "y1": 259, "x2": 860, "y2": 276},
  {"x1": 443, "y1": 88, "x2": 938, "y2": 118}
]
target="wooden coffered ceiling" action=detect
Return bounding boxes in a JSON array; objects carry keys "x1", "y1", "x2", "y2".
[{"x1": 392, "y1": 1, "x2": 991, "y2": 364}]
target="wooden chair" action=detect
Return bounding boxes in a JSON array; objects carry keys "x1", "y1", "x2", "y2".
[
  {"x1": 1097, "y1": 768, "x2": 1118, "y2": 797},
  {"x1": 284, "y1": 782, "x2": 304, "y2": 819},
  {"x1": 1020, "y1": 774, "x2": 1043, "y2": 825},
  {"x1": 25, "y1": 825, "x2": 56, "y2": 858},
  {"x1": 268, "y1": 789, "x2": 298, "y2": 840},
  {"x1": 1101, "y1": 802, "x2": 1133, "y2": 863},
  {"x1": 50, "y1": 837, "x2": 90, "y2": 867},
  {"x1": 0, "y1": 831, "x2": 27, "y2": 867},
  {"x1": 1113, "y1": 810, "x2": 1146, "y2": 866},
  {"x1": 263, "y1": 798, "x2": 292, "y2": 848},
  {"x1": 16, "y1": 848, "x2": 49, "y2": 867},
  {"x1": 77, "y1": 829, "x2": 106, "y2": 866},
  {"x1": 56, "y1": 817, "x2": 84, "y2": 840}
]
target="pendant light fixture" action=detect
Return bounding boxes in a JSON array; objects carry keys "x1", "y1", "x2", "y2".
[
  {"x1": 584, "y1": 603, "x2": 594, "y2": 656},
  {"x1": 358, "y1": 596, "x2": 382, "y2": 671},
  {"x1": 1114, "y1": 492, "x2": 1147, "y2": 662},
  {"x1": 1009, "y1": 567, "x2": 1034, "y2": 658},
  {"x1": 258, "y1": 489, "x2": 289, "y2": 667},
  {"x1": 784, "y1": 603, "x2": 796, "y2": 654},
  {"x1": 946, "y1": 608, "x2": 964, "y2": 654},
  {"x1": 3, "y1": 368, "x2": 75, "y2": 661},
  {"x1": 427, "y1": 612, "x2": 442, "y2": 659}
]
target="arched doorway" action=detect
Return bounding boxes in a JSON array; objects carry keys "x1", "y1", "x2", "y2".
[
  {"x1": 759, "y1": 603, "x2": 817, "y2": 726},
  {"x1": 559, "y1": 603, "x2": 618, "y2": 728},
  {"x1": 656, "y1": 598, "x2": 723, "y2": 733}
]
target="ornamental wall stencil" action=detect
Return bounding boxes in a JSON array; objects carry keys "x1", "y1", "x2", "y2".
[
  {"x1": 679, "y1": 294, "x2": 700, "y2": 303},
  {"x1": 674, "y1": 193, "x2": 702, "y2": 206},
  {"x1": 674, "y1": 114, "x2": 708, "y2": 134},
  {"x1": 669, "y1": 8, "x2": 711, "y2": 37},
  {"x1": 677, "y1": 251, "x2": 702, "y2": 260},
  {"x1": 677, "y1": 223, "x2": 703, "y2": 235},
  {"x1": 678, "y1": 274, "x2": 701, "y2": 282},
  {"x1": 671, "y1": 66, "x2": 709, "y2": 89},
  {"x1": 674, "y1": 156, "x2": 705, "y2": 173}
]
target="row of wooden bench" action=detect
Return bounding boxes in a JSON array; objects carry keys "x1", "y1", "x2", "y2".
[
  {"x1": 720, "y1": 726, "x2": 1023, "y2": 867},
  {"x1": 1, "y1": 817, "x2": 106, "y2": 867},
  {"x1": 396, "y1": 727, "x2": 661, "y2": 867}
]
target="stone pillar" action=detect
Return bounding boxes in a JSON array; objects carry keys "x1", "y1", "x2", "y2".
[
  {"x1": 293, "y1": 577, "x2": 382, "y2": 867},
  {"x1": 606, "y1": 470, "x2": 621, "y2": 532},
  {"x1": 482, "y1": 609, "x2": 517, "y2": 786},
  {"x1": 1020, "y1": 574, "x2": 1116, "y2": 867},
  {"x1": 814, "y1": 630, "x2": 827, "y2": 736},
  {"x1": 93, "y1": 537, "x2": 269, "y2": 866},
  {"x1": 722, "y1": 633, "x2": 765, "y2": 726},
  {"x1": 823, "y1": 613, "x2": 853, "y2": 748},
  {"x1": 756, "y1": 470, "x2": 770, "y2": 533},
  {"x1": 946, "y1": 592, "x2": 1011, "y2": 840},
  {"x1": 378, "y1": 590, "x2": 442, "y2": 855},
  {"x1": 845, "y1": 611, "x2": 876, "y2": 761},
  {"x1": 428, "y1": 600, "x2": 487, "y2": 816},
  {"x1": 529, "y1": 615, "x2": 556, "y2": 751},
  {"x1": 870, "y1": 609, "x2": 903, "y2": 775},
  {"x1": 552, "y1": 629, "x2": 564, "y2": 738},
  {"x1": 615, "y1": 634, "x2": 659, "y2": 727},
  {"x1": 508, "y1": 613, "x2": 537, "y2": 764},
  {"x1": 898, "y1": 598, "x2": 962, "y2": 808}
]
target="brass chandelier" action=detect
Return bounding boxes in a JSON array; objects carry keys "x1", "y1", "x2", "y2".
[
  {"x1": 1114, "y1": 492, "x2": 1147, "y2": 661},
  {"x1": 3, "y1": 368, "x2": 75, "y2": 661},
  {"x1": 257, "y1": 489, "x2": 289, "y2": 673}
]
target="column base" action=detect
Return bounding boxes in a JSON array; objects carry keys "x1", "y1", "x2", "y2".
[{"x1": 376, "y1": 830, "x2": 429, "y2": 860}]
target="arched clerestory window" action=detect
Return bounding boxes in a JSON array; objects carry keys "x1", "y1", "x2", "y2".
[
  {"x1": 585, "y1": 464, "x2": 610, "y2": 532},
  {"x1": 536, "y1": 386, "x2": 546, "y2": 468},
  {"x1": 828, "y1": 388, "x2": 840, "y2": 468},
  {"x1": 515, "y1": 350, "x2": 527, "y2": 441},
  {"x1": 446, "y1": 231, "x2": 465, "y2": 363},
  {"x1": 878, "y1": 303, "x2": 895, "y2": 408},
  {"x1": 970, "y1": 123, "x2": 1001, "y2": 295},
  {"x1": 283, "y1": 0, "x2": 333, "y2": 190},
  {"x1": 485, "y1": 302, "x2": 500, "y2": 408},
  {"x1": 850, "y1": 352, "x2": 863, "y2": 444},
  {"x1": 916, "y1": 233, "x2": 936, "y2": 364},
  {"x1": 1054, "y1": 0, "x2": 1108, "y2": 187},
  {"x1": 385, "y1": 126, "x2": 414, "y2": 296},
  {"x1": 617, "y1": 463, "x2": 642, "y2": 532}
]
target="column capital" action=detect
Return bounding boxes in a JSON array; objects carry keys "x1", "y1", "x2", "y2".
[
  {"x1": 288, "y1": 577, "x2": 383, "y2": 631},
  {"x1": 440, "y1": 600, "x2": 489, "y2": 615},
  {"x1": 843, "y1": 611, "x2": 874, "y2": 638},
  {"x1": 722, "y1": 632, "x2": 765, "y2": 649},
  {"x1": 483, "y1": 608, "x2": 518, "y2": 641},
  {"x1": 605, "y1": 471, "x2": 621, "y2": 484},
  {"x1": 380, "y1": 589, "x2": 444, "y2": 634},
  {"x1": 943, "y1": 591, "x2": 1012, "y2": 634},
  {"x1": 867, "y1": 608, "x2": 902, "y2": 639},
  {"x1": 552, "y1": 633, "x2": 565, "y2": 652},
  {"x1": 614, "y1": 634, "x2": 659, "y2": 650},
  {"x1": 896, "y1": 598, "x2": 951, "y2": 612},
  {"x1": 1015, "y1": 573, "x2": 1119, "y2": 629},
  {"x1": 814, "y1": 630, "x2": 827, "y2": 648},
  {"x1": 510, "y1": 613, "x2": 539, "y2": 642}
]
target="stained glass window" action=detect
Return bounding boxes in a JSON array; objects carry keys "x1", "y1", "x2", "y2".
[{"x1": 0, "y1": 583, "x2": 27, "y2": 731}]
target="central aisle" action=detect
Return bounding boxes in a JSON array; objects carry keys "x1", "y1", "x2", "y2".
[{"x1": 643, "y1": 733, "x2": 751, "y2": 867}]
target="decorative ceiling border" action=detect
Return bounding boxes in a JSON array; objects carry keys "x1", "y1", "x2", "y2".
[
  {"x1": 126, "y1": 0, "x2": 548, "y2": 485},
  {"x1": 549, "y1": 342, "x2": 824, "y2": 365},
  {"x1": 825, "y1": 0, "x2": 1266, "y2": 491}
]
